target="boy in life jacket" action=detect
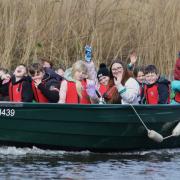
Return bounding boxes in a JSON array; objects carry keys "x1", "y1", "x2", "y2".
[
  {"x1": 29, "y1": 63, "x2": 60, "y2": 103},
  {"x1": 143, "y1": 65, "x2": 170, "y2": 104},
  {"x1": 9, "y1": 64, "x2": 33, "y2": 102},
  {"x1": 171, "y1": 53, "x2": 180, "y2": 104},
  {"x1": 58, "y1": 60, "x2": 97, "y2": 104}
]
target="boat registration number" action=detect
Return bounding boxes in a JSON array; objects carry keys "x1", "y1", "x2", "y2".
[{"x1": 0, "y1": 109, "x2": 15, "y2": 117}]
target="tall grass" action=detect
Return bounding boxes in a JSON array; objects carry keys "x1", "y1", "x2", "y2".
[{"x1": 0, "y1": 0, "x2": 179, "y2": 76}]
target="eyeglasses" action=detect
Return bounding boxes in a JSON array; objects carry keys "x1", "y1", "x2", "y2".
[{"x1": 111, "y1": 66, "x2": 123, "y2": 72}]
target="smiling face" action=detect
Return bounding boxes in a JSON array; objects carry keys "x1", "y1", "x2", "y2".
[
  {"x1": 111, "y1": 63, "x2": 124, "y2": 78},
  {"x1": 14, "y1": 65, "x2": 27, "y2": 78},
  {"x1": 145, "y1": 72, "x2": 159, "y2": 85},
  {"x1": 99, "y1": 75, "x2": 110, "y2": 86},
  {"x1": 136, "y1": 71, "x2": 145, "y2": 84},
  {"x1": 74, "y1": 70, "x2": 87, "y2": 81}
]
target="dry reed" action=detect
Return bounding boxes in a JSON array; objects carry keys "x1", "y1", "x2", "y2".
[{"x1": 0, "y1": 0, "x2": 180, "y2": 76}]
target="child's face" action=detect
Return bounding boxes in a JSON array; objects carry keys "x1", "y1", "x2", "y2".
[
  {"x1": 56, "y1": 68, "x2": 64, "y2": 77},
  {"x1": 145, "y1": 72, "x2": 158, "y2": 85},
  {"x1": 99, "y1": 76, "x2": 110, "y2": 86},
  {"x1": 32, "y1": 71, "x2": 44, "y2": 81},
  {"x1": 74, "y1": 70, "x2": 87, "y2": 81},
  {"x1": 43, "y1": 61, "x2": 51, "y2": 68},
  {"x1": 136, "y1": 71, "x2": 145, "y2": 84},
  {"x1": 14, "y1": 65, "x2": 27, "y2": 78}
]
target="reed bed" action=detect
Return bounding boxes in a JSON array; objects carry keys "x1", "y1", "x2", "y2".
[{"x1": 0, "y1": 0, "x2": 179, "y2": 76}]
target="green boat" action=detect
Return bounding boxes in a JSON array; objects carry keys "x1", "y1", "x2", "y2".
[{"x1": 0, "y1": 102, "x2": 180, "y2": 152}]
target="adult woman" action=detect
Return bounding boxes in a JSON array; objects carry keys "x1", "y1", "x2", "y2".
[{"x1": 105, "y1": 59, "x2": 140, "y2": 104}]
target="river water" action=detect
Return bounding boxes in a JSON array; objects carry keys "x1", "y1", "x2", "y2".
[{"x1": 0, "y1": 147, "x2": 180, "y2": 180}]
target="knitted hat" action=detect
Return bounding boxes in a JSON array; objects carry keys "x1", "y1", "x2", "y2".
[{"x1": 97, "y1": 63, "x2": 110, "y2": 80}]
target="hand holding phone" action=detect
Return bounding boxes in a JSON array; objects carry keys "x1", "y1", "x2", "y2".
[{"x1": 85, "y1": 45, "x2": 92, "y2": 62}]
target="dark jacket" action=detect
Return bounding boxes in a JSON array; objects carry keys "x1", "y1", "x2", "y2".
[
  {"x1": 0, "y1": 79, "x2": 9, "y2": 101},
  {"x1": 36, "y1": 68, "x2": 63, "y2": 103},
  {"x1": 9, "y1": 75, "x2": 33, "y2": 102}
]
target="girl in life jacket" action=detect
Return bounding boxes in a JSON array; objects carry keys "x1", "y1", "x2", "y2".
[
  {"x1": 29, "y1": 63, "x2": 60, "y2": 103},
  {"x1": 133, "y1": 66, "x2": 145, "y2": 104},
  {"x1": 143, "y1": 65, "x2": 170, "y2": 104},
  {"x1": 58, "y1": 60, "x2": 97, "y2": 104},
  {"x1": 9, "y1": 64, "x2": 33, "y2": 102},
  {"x1": 97, "y1": 63, "x2": 110, "y2": 97},
  {"x1": 171, "y1": 53, "x2": 180, "y2": 104}
]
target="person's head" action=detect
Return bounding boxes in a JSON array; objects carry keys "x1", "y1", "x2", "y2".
[
  {"x1": 0, "y1": 68, "x2": 8, "y2": 79},
  {"x1": 144, "y1": 65, "x2": 159, "y2": 85},
  {"x1": 97, "y1": 63, "x2": 110, "y2": 86},
  {"x1": 13, "y1": 64, "x2": 28, "y2": 78},
  {"x1": 71, "y1": 60, "x2": 88, "y2": 81},
  {"x1": 29, "y1": 63, "x2": 45, "y2": 80},
  {"x1": 39, "y1": 58, "x2": 53, "y2": 68},
  {"x1": 133, "y1": 66, "x2": 145, "y2": 84},
  {"x1": 55, "y1": 67, "x2": 65, "y2": 77},
  {"x1": 110, "y1": 59, "x2": 132, "y2": 85}
]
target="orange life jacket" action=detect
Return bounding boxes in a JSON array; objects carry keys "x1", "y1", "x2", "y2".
[
  {"x1": 9, "y1": 81, "x2": 22, "y2": 102},
  {"x1": 66, "y1": 80, "x2": 91, "y2": 104},
  {"x1": 31, "y1": 81, "x2": 49, "y2": 103}
]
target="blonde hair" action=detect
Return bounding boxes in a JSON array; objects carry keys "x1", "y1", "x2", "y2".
[{"x1": 71, "y1": 60, "x2": 88, "y2": 98}]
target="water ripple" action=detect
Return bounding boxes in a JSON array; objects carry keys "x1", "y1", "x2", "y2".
[{"x1": 0, "y1": 147, "x2": 179, "y2": 179}]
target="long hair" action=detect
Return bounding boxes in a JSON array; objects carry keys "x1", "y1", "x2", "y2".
[
  {"x1": 109, "y1": 59, "x2": 132, "y2": 86},
  {"x1": 71, "y1": 60, "x2": 88, "y2": 98},
  {"x1": 106, "y1": 59, "x2": 132, "y2": 104}
]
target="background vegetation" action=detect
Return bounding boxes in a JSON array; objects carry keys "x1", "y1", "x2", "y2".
[{"x1": 0, "y1": 0, "x2": 179, "y2": 76}]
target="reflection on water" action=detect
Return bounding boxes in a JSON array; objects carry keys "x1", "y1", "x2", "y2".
[{"x1": 0, "y1": 147, "x2": 180, "y2": 179}]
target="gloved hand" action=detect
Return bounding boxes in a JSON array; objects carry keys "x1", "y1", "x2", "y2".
[{"x1": 86, "y1": 81, "x2": 97, "y2": 98}]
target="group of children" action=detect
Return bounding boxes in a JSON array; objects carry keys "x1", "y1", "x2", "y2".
[{"x1": 0, "y1": 52, "x2": 180, "y2": 105}]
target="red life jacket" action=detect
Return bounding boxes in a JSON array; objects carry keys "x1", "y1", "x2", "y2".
[
  {"x1": 9, "y1": 81, "x2": 22, "y2": 102},
  {"x1": 144, "y1": 83, "x2": 170, "y2": 104},
  {"x1": 99, "y1": 84, "x2": 109, "y2": 96},
  {"x1": 144, "y1": 84, "x2": 159, "y2": 104},
  {"x1": 175, "y1": 92, "x2": 180, "y2": 103},
  {"x1": 66, "y1": 80, "x2": 91, "y2": 104},
  {"x1": 31, "y1": 81, "x2": 48, "y2": 103}
]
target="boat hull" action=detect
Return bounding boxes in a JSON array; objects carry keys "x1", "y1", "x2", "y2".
[{"x1": 0, "y1": 103, "x2": 180, "y2": 152}]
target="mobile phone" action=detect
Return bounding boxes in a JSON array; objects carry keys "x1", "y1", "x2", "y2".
[{"x1": 85, "y1": 45, "x2": 92, "y2": 62}]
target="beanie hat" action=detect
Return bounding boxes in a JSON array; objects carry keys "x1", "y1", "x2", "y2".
[{"x1": 97, "y1": 63, "x2": 110, "y2": 80}]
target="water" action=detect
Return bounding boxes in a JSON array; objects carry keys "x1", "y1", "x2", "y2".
[{"x1": 0, "y1": 147, "x2": 180, "y2": 180}]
